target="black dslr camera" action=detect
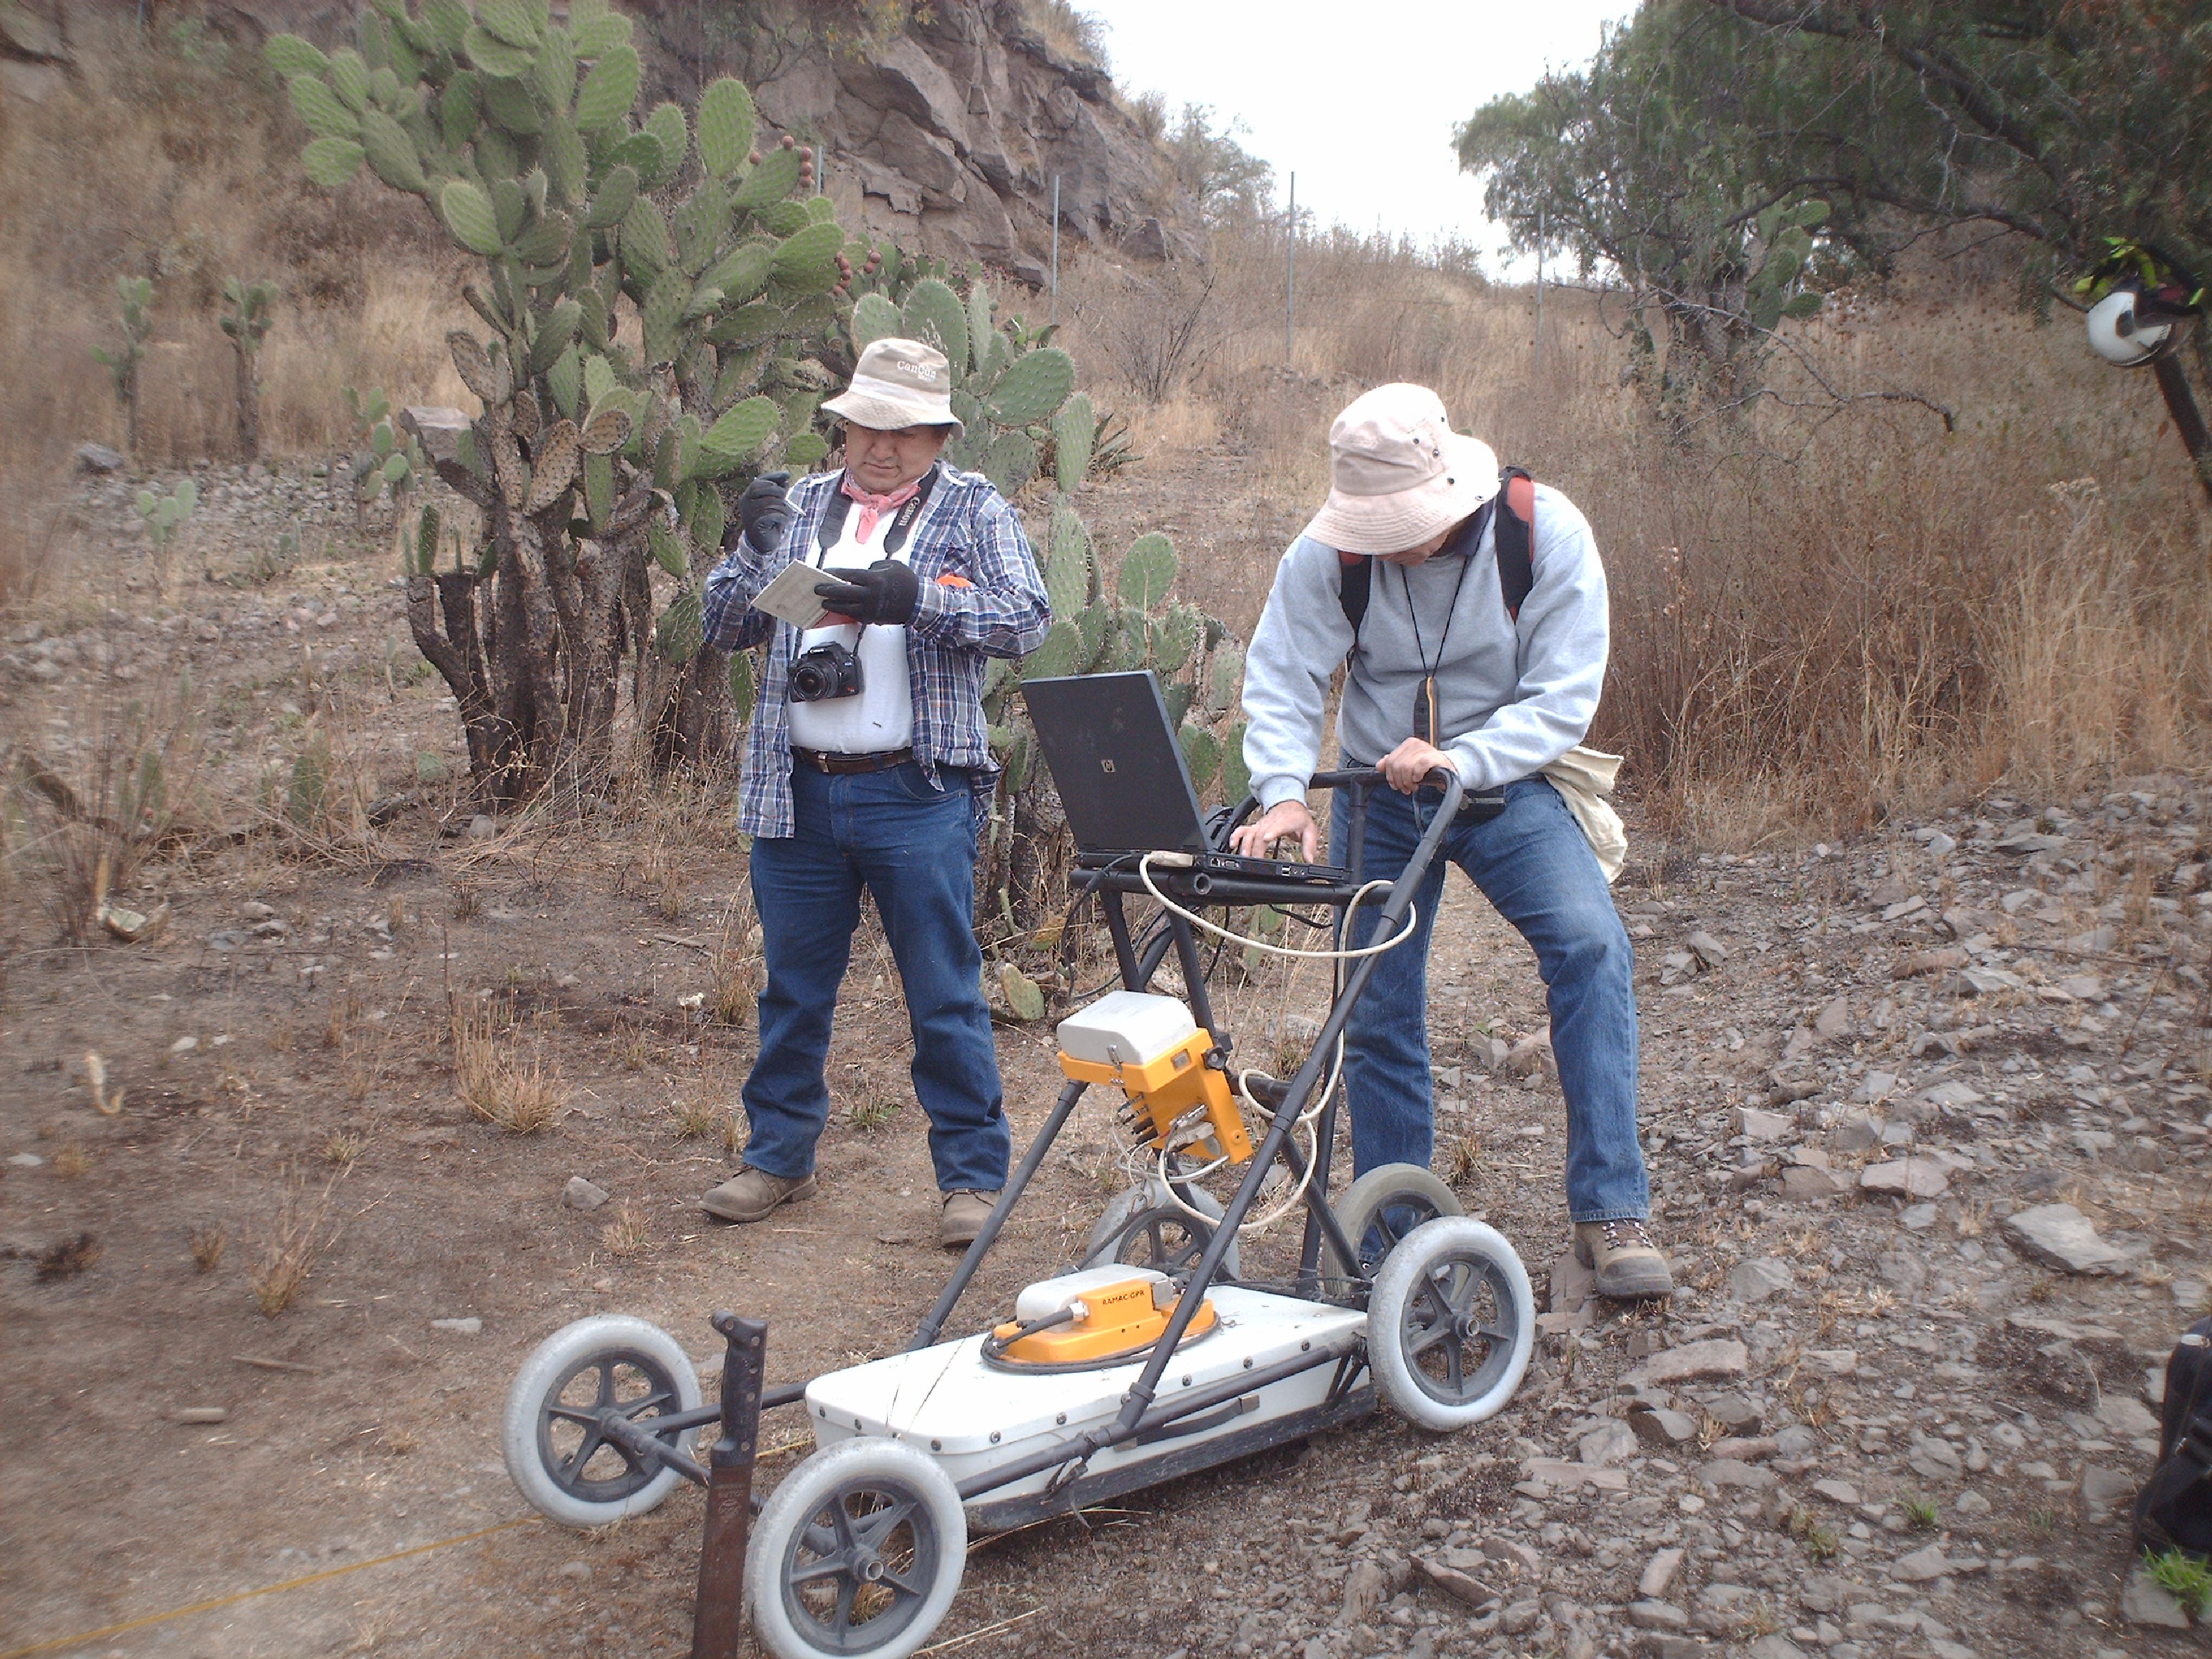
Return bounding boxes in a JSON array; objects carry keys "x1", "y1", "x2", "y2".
[{"x1": 789, "y1": 640, "x2": 863, "y2": 702}]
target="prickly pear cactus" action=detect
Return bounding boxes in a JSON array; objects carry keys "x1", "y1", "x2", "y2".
[
  {"x1": 91, "y1": 275, "x2": 155, "y2": 457},
  {"x1": 267, "y1": 1, "x2": 872, "y2": 798}
]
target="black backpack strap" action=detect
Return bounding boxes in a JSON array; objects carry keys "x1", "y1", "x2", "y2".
[
  {"x1": 1496, "y1": 466, "x2": 1535, "y2": 619},
  {"x1": 1337, "y1": 553, "x2": 1371, "y2": 659},
  {"x1": 2134, "y1": 1405, "x2": 2212, "y2": 1552}
]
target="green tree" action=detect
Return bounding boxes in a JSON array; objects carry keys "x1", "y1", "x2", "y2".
[{"x1": 1166, "y1": 103, "x2": 1275, "y2": 227}]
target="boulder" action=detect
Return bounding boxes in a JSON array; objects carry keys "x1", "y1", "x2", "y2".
[{"x1": 2002, "y1": 1203, "x2": 2127, "y2": 1274}]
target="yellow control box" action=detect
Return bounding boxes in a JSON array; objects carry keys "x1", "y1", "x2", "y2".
[{"x1": 1056, "y1": 1028, "x2": 1254, "y2": 1165}]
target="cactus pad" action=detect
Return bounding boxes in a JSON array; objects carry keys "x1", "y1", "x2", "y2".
[
  {"x1": 851, "y1": 292, "x2": 900, "y2": 353},
  {"x1": 731, "y1": 145, "x2": 802, "y2": 211},
  {"x1": 696, "y1": 77, "x2": 757, "y2": 178},
  {"x1": 656, "y1": 590, "x2": 705, "y2": 664},
  {"x1": 289, "y1": 74, "x2": 359, "y2": 140},
  {"x1": 526, "y1": 419, "x2": 581, "y2": 512},
  {"x1": 900, "y1": 279, "x2": 968, "y2": 378},
  {"x1": 448, "y1": 331, "x2": 498, "y2": 402},
  {"x1": 1052, "y1": 392, "x2": 1095, "y2": 491},
  {"x1": 1205, "y1": 642, "x2": 1244, "y2": 713},
  {"x1": 1118, "y1": 532, "x2": 1177, "y2": 612},
  {"x1": 702, "y1": 395, "x2": 780, "y2": 460},
  {"x1": 1021, "y1": 619, "x2": 1083, "y2": 681},
  {"x1": 984, "y1": 347, "x2": 1074, "y2": 426},
  {"x1": 440, "y1": 180, "x2": 503, "y2": 256},
  {"x1": 303, "y1": 137, "x2": 367, "y2": 189},
  {"x1": 1179, "y1": 723, "x2": 1222, "y2": 791},
  {"x1": 981, "y1": 430, "x2": 1039, "y2": 497}
]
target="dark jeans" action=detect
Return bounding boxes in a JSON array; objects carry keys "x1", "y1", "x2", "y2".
[
  {"x1": 741, "y1": 760, "x2": 1009, "y2": 1193},
  {"x1": 1333, "y1": 775, "x2": 1650, "y2": 1223}
]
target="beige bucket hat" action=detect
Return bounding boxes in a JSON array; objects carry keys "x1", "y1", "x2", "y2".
[
  {"x1": 1302, "y1": 383, "x2": 1498, "y2": 554},
  {"x1": 821, "y1": 336, "x2": 964, "y2": 434}
]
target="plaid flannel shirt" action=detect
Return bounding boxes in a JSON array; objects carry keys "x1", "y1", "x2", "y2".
[{"x1": 701, "y1": 464, "x2": 1050, "y2": 838}]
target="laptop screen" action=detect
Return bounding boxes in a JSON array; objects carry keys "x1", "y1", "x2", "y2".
[{"x1": 1021, "y1": 671, "x2": 1209, "y2": 855}]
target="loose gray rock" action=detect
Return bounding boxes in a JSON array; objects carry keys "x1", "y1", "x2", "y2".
[
  {"x1": 1728, "y1": 1257, "x2": 1795, "y2": 1303},
  {"x1": 2079, "y1": 1465, "x2": 2137, "y2": 1521},
  {"x1": 1638, "y1": 1547, "x2": 1684, "y2": 1599},
  {"x1": 2118, "y1": 1568, "x2": 2191, "y2": 1629},
  {"x1": 1687, "y1": 930, "x2": 1729, "y2": 967},
  {"x1": 1638, "y1": 1338, "x2": 1749, "y2": 1385},
  {"x1": 1340, "y1": 1558, "x2": 1387, "y2": 1624},
  {"x1": 2003, "y1": 1203, "x2": 2127, "y2": 1274},
  {"x1": 563, "y1": 1175, "x2": 611, "y2": 1212},
  {"x1": 1627, "y1": 1600, "x2": 1689, "y2": 1631},
  {"x1": 74, "y1": 443, "x2": 125, "y2": 475},
  {"x1": 1814, "y1": 996, "x2": 1851, "y2": 1039},
  {"x1": 430, "y1": 1316, "x2": 482, "y2": 1334},
  {"x1": 1578, "y1": 1419, "x2": 1639, "y2": 1467},
  {"x1": 1861, "y1": 1159, "x2": 1950, "y2": 1199},
  {"x1": 1892, "y1": 1545, "x2": 1961, "y2": 1583}
]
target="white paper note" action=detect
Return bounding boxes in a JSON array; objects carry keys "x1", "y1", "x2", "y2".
[{"x1": 750, "y1": 562, "x2": 842, "y2": 629}]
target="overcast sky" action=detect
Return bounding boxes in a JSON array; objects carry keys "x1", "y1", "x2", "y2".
[{"x1": 1093, "y1": 1, "x2": 1635, "y2": 272}]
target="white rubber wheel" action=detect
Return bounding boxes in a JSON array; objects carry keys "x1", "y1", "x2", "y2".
[
  {"x1": 501, "y1": 1316, "x2": 702, "y2": 1528},
  {"x1": 1082, "y1": 1177, "x2": 1241, "y2": 1281},
  {"x1": 1367, "y1": 1216, "x2": 1535, "y2": 1431},
  {"x1": 747, "y1": 1437, "x2": 967, "y2": 1659},
  {"x1": 1328, "y1": 1161, "x2": 1464, "y2": 1280}
]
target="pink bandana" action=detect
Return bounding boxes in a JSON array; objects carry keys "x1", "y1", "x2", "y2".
[{"x1": 839, "y1": 472, "x2": 924, "y2": 544}]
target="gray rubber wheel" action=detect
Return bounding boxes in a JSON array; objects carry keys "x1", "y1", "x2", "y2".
[
  {"x1": 1328, "y1": 1162, "x2": 1464, "y2": 1280},
  {"x1": 1367, "y1": 1215, "x2": 1535, "y2": 1430},
  {"x1": 501, "y1": 1315, "x2": 702, "y2": 1528},
  {"x1": 747, "y1": 1437, "x2": 966, "y2": 1659},
  {"x1": 1083, "y1": 1178, "x2": 1241, "y2": 1281}
]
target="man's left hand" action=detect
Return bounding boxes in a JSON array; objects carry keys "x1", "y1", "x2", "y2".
[
  {"x1": 815, "y1": 559, "x2": 921, "y2": 626},
  {"x1": 1378, "y1": 737, "x2": 1458, "y2": 794}
]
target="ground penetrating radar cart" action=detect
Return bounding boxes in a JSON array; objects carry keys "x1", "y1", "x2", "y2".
[{"x1": 502, "y1": 767, "x2": 1535, "y2": 1659}]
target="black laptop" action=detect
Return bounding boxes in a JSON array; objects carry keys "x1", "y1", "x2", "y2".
[{"x1": 1021, "y1": 671, "x2": 1351, "y2": 885}]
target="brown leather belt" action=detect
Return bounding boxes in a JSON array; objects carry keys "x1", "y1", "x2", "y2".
[{"x1": 791, "y1": 746, "x2": 914, "y2": 775}]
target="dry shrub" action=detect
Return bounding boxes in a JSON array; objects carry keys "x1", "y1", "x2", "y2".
[
  {"x1": 601, "y1": 1202, "x2": 649, "y2": 1259},
  {"x1": 1062, "y1": 221, "x2": 2211, "y2": 837},
  {"x1": 0, "y1": 16, "x2": 469, "y2": 603},
  {"x1": 6, "y1": 675, "x2": 204, "y2": 942},
  {"x1": 248, "y1": 1179, "x2": 333, "y2": 1317},
  {"x1": 189, "y1": 1224, "x2": 227, "y2": 1274},
  {"x1": 453, "y1": 996, "x2": 565, "y2": 1132}
]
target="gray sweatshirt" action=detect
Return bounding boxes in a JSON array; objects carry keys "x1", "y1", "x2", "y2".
[{"x1": 1241, "y1": 483, "x2": 1609, "y2": 809}]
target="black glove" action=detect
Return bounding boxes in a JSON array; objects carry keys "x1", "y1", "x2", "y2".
[
  {"x1": 736, "y1": 470, "x2": 791, "y2": 554},
  {"x1": 816, "y1": 558, "x2": 922, "y2": 626}
]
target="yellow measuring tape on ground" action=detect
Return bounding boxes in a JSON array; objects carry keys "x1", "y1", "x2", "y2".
[{"x1": 0, "y1": 1516, "x2": 541, "y2": 1659}]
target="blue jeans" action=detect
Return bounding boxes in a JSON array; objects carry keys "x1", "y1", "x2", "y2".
[
  {"x1": 742, "y1": 760, "x2": 1009, "y2": 1194},
  {"x1": 1331, "y1": 775, "x2": 1648, "y2": 1223}
]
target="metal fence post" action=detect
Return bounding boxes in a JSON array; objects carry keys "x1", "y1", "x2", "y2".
[
  {"x1": 1285, "y1": 171, "x2": 1297, "y2": 367},
  {"x1": 689, "y1": 1313, "x2": 767, "y2": 1659},
  {"x1": 1051, "y1": 174, "x2": 1061, "y2": 325}
]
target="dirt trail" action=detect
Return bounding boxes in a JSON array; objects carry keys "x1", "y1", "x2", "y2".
[{"x1": 6, "y1": 465, "x2": 2212, "y2": 1658}]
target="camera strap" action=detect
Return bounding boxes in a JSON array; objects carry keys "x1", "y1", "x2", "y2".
[{"x1": 813, "y1": 462, "x2": 942, "y2": 565}]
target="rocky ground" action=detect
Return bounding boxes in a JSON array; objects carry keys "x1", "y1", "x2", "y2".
[{"x1": 4, "y1": 462, "x2": 2211, "y2": 1658}]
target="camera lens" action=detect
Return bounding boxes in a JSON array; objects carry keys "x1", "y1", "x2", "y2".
[{"x1": 791, "y1": 660, "x2": 824, "y2": 698}]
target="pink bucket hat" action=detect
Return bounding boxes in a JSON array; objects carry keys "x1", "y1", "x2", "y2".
[{"x1": 1302, "y1": 384, "x2": 1498, "y2": 554}]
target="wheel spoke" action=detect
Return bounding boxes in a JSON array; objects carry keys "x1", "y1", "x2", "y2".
[
  {"x1": 788, "y1": 1555, "x2": 853, "y2": 1586},
  {"x1": 829, "y1": 1575, "x2": 858, "y2": 1634},
  {"x1": 592, "y1": 1360, "x2": 617, "y2": 1411},
  {"x1": 854, "y1": 1496, "x2": 916, "y2": 1550},
  {"x1": 1406, "y1": 1319, "x2": 1456, "y2": 1356},
  {"x1": 827, "y1": 1498, "x2": 858, "y2": 1552},
  {"x1": 800, "y1": 1519, "x2": 839, "y2": 1557},
  {"x1": 616, "y1": 1386, "x2": 674, "y2": 1421},
  {"x1": 545, "y1": 1403, "x2": 602, "y2": 1426},
  {"x1": 556, "y1": 1429, "x2": 612, "y2": 1483},
  {"x1": 879, "y1": 1565, "x2": 927, "y2": 1599},
  {"x1": 1444, "y1": 1336, "x2": 1465, "y2": 1393}
]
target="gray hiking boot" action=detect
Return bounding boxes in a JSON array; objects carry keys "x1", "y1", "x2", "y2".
[
  {"x1": 1573, "y1": 1218, "x2": 1675, "y2": 1298},
  {"x1": 701, "y1": 1166, "x2": 818, "y2": 1223},
  {"x1": 940, "y1": 1190, "x2": 999, "y2": 1249}
]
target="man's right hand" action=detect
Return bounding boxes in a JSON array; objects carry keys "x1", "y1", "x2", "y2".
[
  {"x1": 737, "y1": 470, "x2": 791, "y2": 554},
  {"x1": 1228, "y1": 799, "x2": 1319, "y2": 862}
]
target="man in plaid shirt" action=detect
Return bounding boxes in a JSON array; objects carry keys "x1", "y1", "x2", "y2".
[{"x1": 696, "y1": 338, "x2": 1050, "y2": 1248}]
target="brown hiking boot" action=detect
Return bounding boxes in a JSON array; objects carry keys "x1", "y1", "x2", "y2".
[
  {"x1": 701, "y1": 1166, "x2": 817, "y2": 1223},
  {"x1": 1573, "y1": 1218, "x2": 1675, "y2": 1299},
  {"x1": 940, "y1": 1190, "x2": 999, "y2": 1250}
]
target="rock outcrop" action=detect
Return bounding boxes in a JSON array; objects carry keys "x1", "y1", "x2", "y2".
[{"x1": 193, "y1": 0, "x2": 1192, "y2": 281}]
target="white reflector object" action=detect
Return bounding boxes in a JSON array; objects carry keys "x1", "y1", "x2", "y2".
[{"x1": 1056, "y1": 990, "x2": 1196, "y2": 1069}]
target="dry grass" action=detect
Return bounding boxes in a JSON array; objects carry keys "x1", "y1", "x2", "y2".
[
  {"x1": 1058, "y1": 218, "x2": 2212, "y2": 837},
  {"x1": 453, "y1": 997, "x2": 565, "y2": 1133},
  {"x1": 601, "y1": 1202, "x2": 649, "y2": 1259},
  {"x1": 669, "y1": 1097, "x2": 721, "y2": 1141},
  {"x1": 189, "y1": 1224, "x2": 227, "y2": 1274},
  {"x1": 0, "y1": 14, "x2": 470, "y2": 602},
  {"x1": 248, "y1": 1179, "x2": 332, "y2": 1318}
]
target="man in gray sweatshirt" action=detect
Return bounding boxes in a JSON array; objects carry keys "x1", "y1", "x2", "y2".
[{"x1": 1230, "y1": 383, "x2": 1668, "y2": 1298}]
